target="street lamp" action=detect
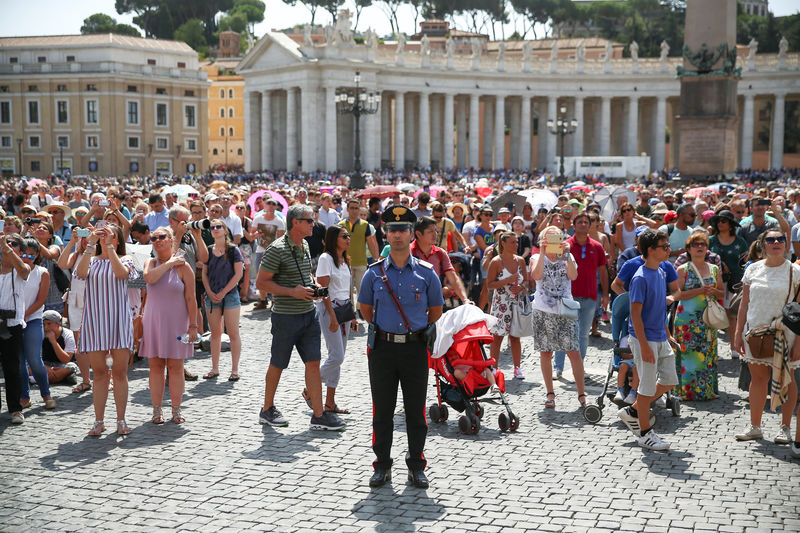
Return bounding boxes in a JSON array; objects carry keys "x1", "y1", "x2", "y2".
[
  {"x1": 547, "y1": 105, "x2": 578, "y2": 185},
  {"x1": 16, "y1": 138, "x2": 22, "y2": 176},
  {"x1": 335, "y1": 71, "x2": 380, "y2": 190}
]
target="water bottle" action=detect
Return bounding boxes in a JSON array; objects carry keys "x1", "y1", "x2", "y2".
[
  {"x1": 105, "y1": 355, "x2": 113, "y2": 369},
  {"x1": 177, "y1": 334, "x2": 194, "y2": 344}
]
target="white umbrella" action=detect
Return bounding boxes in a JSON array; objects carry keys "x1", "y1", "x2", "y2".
[
  {"x1": 519, "y1": 188, "x2": 558, "y2": 213},
  {"x1": 162, "y1": 184, "x2": 200, "y2": 199},
  {"x1": 593, "y1": 186, "x2": 636, "y2": 223}
]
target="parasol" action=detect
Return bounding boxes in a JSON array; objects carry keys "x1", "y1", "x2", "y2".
[
  {"x1": 593, "y1": 186, "x2": 637, "y2": 223},
  {"x1": 519, "y1": 189, "x2": 558, "y2": 213},
  {"x1": 246, "y1": 189, "x2": 288, "y2": 217},
  {"x1": 355, "y1": 185, "x2": 401, "y2": 199},
  {"x1": 490, "y1": 191, "x2": 529, "y2": 214}
]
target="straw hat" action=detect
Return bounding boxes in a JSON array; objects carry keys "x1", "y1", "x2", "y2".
[{"x1": 44, "y1": 202, "x2": 71, "y2": 218}]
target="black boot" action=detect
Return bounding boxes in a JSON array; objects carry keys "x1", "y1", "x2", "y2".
[
  {"x1": 407, "y1": 468, "x2": 429, "y2": 489},
  {"x1": 369, "y1": 467, "x2": 391, "y2": 487}
]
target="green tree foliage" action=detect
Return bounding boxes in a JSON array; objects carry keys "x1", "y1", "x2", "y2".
[
  {"x1": 115, "y1": 0, "x2": 234, "y2": 42},
  {"x1": 80, "y1": 13, "x2": 142, "y2": 37},
  {"x1": 219, "y1": 10, "x2": 249, "y2": 33},
  {"x1": 174, "y1": 18, "x2": 207, "y2": 50}
]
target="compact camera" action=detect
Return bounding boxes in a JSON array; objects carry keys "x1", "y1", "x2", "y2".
[
  {"x1": 311, "y1": 286, "x2": 329, "y2": 298},
  {"x1": 99, "y1": 200, "x2": 110, "y2": 207},
  {"x1": 25, "y1": 217, "x2": 41, "y2": 225}
]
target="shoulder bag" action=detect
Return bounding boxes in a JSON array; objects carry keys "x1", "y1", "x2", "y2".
[
  {"x1": 782, "y1": 265, "x2": 800, "y2": 335},
  {"x1": 557, "y1": 296, "x2": 580, "y2": 320},
  {"x1": 688, "y1": 262, "x2": 729, "y2": 330},
  {"x1": 746, "y1": 263, "x2": 792, "y2": 359},
  {"x1": 510, "y1": 297, "x2": 535, "y2": 337}
]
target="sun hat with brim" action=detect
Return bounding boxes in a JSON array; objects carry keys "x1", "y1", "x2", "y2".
[
  {"x1": 651, "y1": 202, "x2": 669, "y2": 216},
  {"x1": 493, "y1": 223, "x2": 510, "y2": 234},
  {"x1": 709, "y1": 210, "x2": 739, "y2": 229},
  {"x1": 19, "y1": 204, "x2": 37, "y2": 213},
  {"x1": 447, "y1": 202, "x2": 468, "y2": 218},
  {"x1": 45, "y1": 202, "x2": 72, "y2": 218}
]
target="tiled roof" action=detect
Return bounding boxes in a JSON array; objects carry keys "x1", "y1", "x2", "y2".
[{"x1": 0, "y1": 34, "x2": 194, "y2": 54}]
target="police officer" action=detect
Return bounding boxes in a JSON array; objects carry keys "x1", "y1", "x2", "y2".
[{"x1": 358, "y1": 205, "x2": 444, "y2": 489}]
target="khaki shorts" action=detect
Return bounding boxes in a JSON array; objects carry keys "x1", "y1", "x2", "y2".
[{"x1": 629, "y1": 336, "x2": 678, "y2": 396}]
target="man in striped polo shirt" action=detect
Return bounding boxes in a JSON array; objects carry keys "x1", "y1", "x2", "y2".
[{"x1": 256, "y1": 204, "x2": 346, "y2": 431}]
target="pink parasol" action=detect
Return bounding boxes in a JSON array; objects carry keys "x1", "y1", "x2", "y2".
[
  {"x1": 414, "y1": 185, "x2": 446, "y2": 198},
  {"x1": 27, "y1": 178, "x2": 46, "y2": 188},
  {"x1": 247, "y1": 189, "x2": 288, "y2": 216}
]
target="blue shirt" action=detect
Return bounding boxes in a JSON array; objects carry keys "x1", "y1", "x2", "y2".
[
  {"x1": 144, "y1": 208, "x2": 169, "y2": 233},
  {"x1": 358, "y1": 254, "x2": 444, "y2": 334},
  {"x1": 617, "y1": 255, "x2": 677, "y2": 292},
  {"x1": 616, "y1": 246, "x2": 639, "y2": 271},
  {"x1": 628, "y1": 264, "x2": 668, "y2": 342}
]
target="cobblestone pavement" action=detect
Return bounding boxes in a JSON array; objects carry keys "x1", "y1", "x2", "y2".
[{"x1": 1, "y1": 305, "x2": 799, "y2": 532}]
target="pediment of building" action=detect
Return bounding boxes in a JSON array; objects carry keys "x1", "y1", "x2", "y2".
[{"x1": 238, "y1": 32, "x2": 304, "y2": 73}]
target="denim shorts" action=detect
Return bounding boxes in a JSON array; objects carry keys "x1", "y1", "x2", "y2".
[
  {"x1": 270, "y1": 310, "x2": 321, "y2": 370},
  {"x1": 204, "y1": 290, "x2": 240, "y2": 311}
]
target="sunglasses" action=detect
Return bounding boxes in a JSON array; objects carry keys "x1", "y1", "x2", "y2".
[
  {"x1": 340, "y1": 234, "x2": 351, "y2": 239},
  {"x1": 765, "y1": 236, "x2": 786, "y2": 244},
  {"x1": 21, "y1": 253, "x2": 36, "y2": 260},
  {"x1": 653, "y1": 244, "x2": 671, "y2": 250},
  {"x1": 210, "y1": 225, "x2": 224, "y2": 230},
  {"x1": 690, "y1": 242, "x2": 707, "y2": 248},
  {"x1": 621, "y1": 208, "x2": 633, "y2": 213},
  {"x1": 152, "y1": 234, "x2": 169, "y2": 241},
  {"x1": 298, "y1": 218, "x2": 314, "y2": 223}
]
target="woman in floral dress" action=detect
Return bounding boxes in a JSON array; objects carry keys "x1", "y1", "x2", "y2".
[{"x1": 672, "y1": 231, "x2": 724, "y2": 400}]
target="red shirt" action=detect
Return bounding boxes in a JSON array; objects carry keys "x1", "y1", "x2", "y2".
[
  {"x1": 410, "y1": 240, "x2": 454, "y2": 278},
  {"x1": 566, "y1": 235, "x2": 607, "y2": 299}
]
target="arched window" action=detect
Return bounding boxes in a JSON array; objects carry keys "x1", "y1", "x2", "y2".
[
  {"x1": 219, "y1": 127, "x2": 225, "y2": 136},
  {"x1": 219, "y1": 88, "x2": 224, "y2": 99},
  {"x1": 229, "y1": 127, "x2": 234, "y2": 136},
  {"x1": 213, "y1": 148, "x2": 218, "y2": 155},
  {"x1": 228, "y1": 88, "x2": 234, "y2": 98},
  {"x1": 237, "y1": 148, "x2": 242, "y2": 155},
  {"x1": 219, "y1": 107, "x2": 225, "y2": 118},
  {"x1": 228, "y1": 107, "x2": 234, "y2": 118}
]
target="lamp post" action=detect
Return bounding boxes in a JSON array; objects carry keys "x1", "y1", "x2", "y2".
[
  {"x1": 16, "y1": 137, "x2": 22, "y2": 176},
  {"x1": 547, "y1": 105, "x2": 578, "y2": 185},
  {"x1": 335, "y1": 71, "x2": 380, "y2": 190}
]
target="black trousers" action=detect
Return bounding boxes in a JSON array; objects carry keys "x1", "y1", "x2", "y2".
[
  {"x1": 368, "y1": 338, "x2": 428, "y2": 471},
  {"x1": 0, "y1": 325, "x2": 23, "y2": 414}
]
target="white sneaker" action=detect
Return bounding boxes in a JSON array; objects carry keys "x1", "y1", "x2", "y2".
[
  {"x1": 623, "y1": 390, "x2": 637, "y2": 405},
  {"x1": 774, "y1": 424, "x2": 792, "y2": 445},
  {"x1": 638, "y1": 430, "x2": 670, "y2": 451},
  {"x1": 554, "y1": 369, "x2": 563, "y2": 379},
  {"x1": 513, "y1": 366, "x2": 524, "y2": 380},
  {"x1": 613, "y1": 390, "x2": 625, "y2": 403},
  {"x1": 735, "y1": 425, "x2": 763, "y2": 441},
  {"x1": 791, "y1": 442, "x2": 800, "y2": 459},
  {"x1": 10, "y1": 412, "x2": 24, "y2": 424},
  {"x1": 617, "y1": 407, "x2": 655, "y2": 436}
]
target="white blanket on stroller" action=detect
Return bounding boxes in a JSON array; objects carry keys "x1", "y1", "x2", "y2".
[{"x1": 431, "y1": 304, "x2": 497, "y2": 359}]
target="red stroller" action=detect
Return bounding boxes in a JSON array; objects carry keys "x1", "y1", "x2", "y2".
[{"x1": 428, "y1": 320, "x2": 519, "y2": 435}]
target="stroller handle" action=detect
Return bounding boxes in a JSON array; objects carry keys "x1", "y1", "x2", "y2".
[{"x1": 449, "y1": 358, "x2": 496, "y2": 371}]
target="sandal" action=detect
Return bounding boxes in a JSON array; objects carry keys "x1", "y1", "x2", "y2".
[
  {"x1": 324, "y1": 403, "x2": 351, "y2": 415},
  {"x1": 72, "y1": 382, "x2": 92, "y2": 394},
  {"x1": 228, "y1": 373, "x2": 240, "y2": 382},
  {"x1": 171, "y1": 407, "x2": 185, "y2": 424},
  {"x1": 87, "y1": 420, "x2": 105, "y2": 436},
  {"x1": 301, "y1": 388, "x2": 313, "y2": 409},
  {"x1": 578, "y1": 394, "x2": 588, "y2": 409},
  {"x1": 202, "y1": 371, "x2": 219, "y2": 380},
  {"x1": 116, "y1": 420, "x2": 131, "y2": 435},
  {"x1": 152, "y1": 406, "x2": 165, "y2": 425},
  {"x1": 545, "y1": 392, "x2": 556, "y2": 409}
]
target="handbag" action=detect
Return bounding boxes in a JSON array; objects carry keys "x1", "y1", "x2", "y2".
[
  {"x1": 557, "y1": 297, "x2": 580, "y2": 320},
  {"x1": 688, "y1": 262, "x2": 729, "y2": 330},
  {"x1": 333, "y1": 301, "x2": 356, "y2": 324},
  {"x1": 745, "y1": 326, "x2": 776, "y2": 359},
  {"x1": 510, "y1": 298, "x2": 535, "y2": 337}
]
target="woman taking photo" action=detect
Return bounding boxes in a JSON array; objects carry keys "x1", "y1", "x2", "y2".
[
  {"x1": 235, "y1": 202, "x2": 254, "y2": 303},
  {"x1": 201, "y1": 219, "x2": 243, "y2": 382},
  {"x1": 672, "y1": 231, "x2": 724, "y2": 401},
  {"x1": 19, "y1": 238, "x2": 55, "y2": 410},
  {"x1": 312, "y1": 225, "x2": 357, "y2": 415},
  {"x1": 32, "y1": 221, "x2": 65, "y2": 314},
  {"x1": 708, "y1": 210, "x2": 748, "y2": 351},
  {"x1": 486, "y1": 231, "x2": 528, "y2": 379},
  {"x1": 141, "y1": 227, "x2": 197, "y2": 424},
  {"x1": 530, "y1": 226, "x2": 586, "y2": 409},
  {"x1": 733, "y1": 230, "x2": 800, "y2": 445},
  {"x1": 76, "y1": 223, "x2": 138, "y2": 436},
  {"x1": 57, "y1": 227, "x2": 91, "y2": 393}
]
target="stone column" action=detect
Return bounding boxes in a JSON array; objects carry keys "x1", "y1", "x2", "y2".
[
  {"x1": 431, "y1": 95, "x2": 442, "y2": 167},
  {"x1": 599, "y1": 96, "x2": 611, "y2": 156},
  {"x1": 520, "y1": 96, "x2": 532, "y2": 169},
  {"x1": 443, "y1": 93, "x2": 455, "y2": 169},
  {"x1": 482, "y1": 100, "x2": 493, "y2": 168},
  {"x1": 243, "y1": 91, "x2": 253, "y2": 171},
  {"x1": 286, "y1": 87, "x2": 297, "y2": 171},
  {"x1": 381, "y1": 91, "x2": 391, "y2": 167},
  {"x1": 406, "y1": 95, "x2": 417, "y2": 166},
  {"x1": 509, "y1": 98, "x2": 521, "y2": 168},
  {"x1": 494, "y1": 95, "x2": 505, "y2": 169},
  {"x1": 545, "y1": 96, "x2": 557, "y2": 170},
  {"x1": 740, "y1": 93, "x2": 754, "y2": 169},
  {"x1": 626, "y1": 96, "x2": 639, "y2": 156},
  {"x1": 456, "y1": 96, "x2": 467, "y2": 168},
  {"x1": 260, "y1": 91, "x2": 272, "y2": 170},
  {"x1": 771, "y1": 93, "x2": 785, "y2": 170},
  {"x1": 300, "y1": 86, "x2": 316, "y2": 171},
  {"x1": 325, "y1": 86, "x2": 337, "y2": 171},
  {"x1": 573, "y1": 96, "x2": 584, "y2": 157},
  {"x1": 419, "y1": 91, "x2": 430, "y2": 168},
  {"x1": 469, "y1": 93, "x2": 480, "y2": 169},
  {"x1": 653, "y1": 96, "x2": 667, "y2": 171},
  {"x1": 394, "y1": 92, "x2": 405, "y2": 169},
  {"x1": 364, "y1": 97, "x2": 377, "y2": 171}
]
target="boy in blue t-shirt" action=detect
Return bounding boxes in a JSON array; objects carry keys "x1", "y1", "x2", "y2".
[{"x1": 618, "y1": 229, "x2": 678, "y2": 452}]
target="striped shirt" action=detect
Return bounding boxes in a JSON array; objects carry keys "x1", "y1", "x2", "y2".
[{"x1": 260, "y1": 234, "x2": 315, "y2": 315}]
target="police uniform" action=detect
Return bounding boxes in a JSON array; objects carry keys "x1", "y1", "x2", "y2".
[{"x1": 358, "y1": 205, "x2": 444, "y2": 487}]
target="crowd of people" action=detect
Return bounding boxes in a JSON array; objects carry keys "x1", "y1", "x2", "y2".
[{"x1": 2, "y1": 167, "x2": 800, "y2": 485}]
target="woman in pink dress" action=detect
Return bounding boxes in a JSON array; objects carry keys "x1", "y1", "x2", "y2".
[{"x1": 141, "y1": 227, "x2": 198, "y2": 424}]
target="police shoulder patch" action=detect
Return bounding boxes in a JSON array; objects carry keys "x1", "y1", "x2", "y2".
[
  {"x1": 417, "y1": 259, "x2": 434, "y2": 270},
  {"x1": 368, "y1": 257, "x2": 386, "y2": 268}
]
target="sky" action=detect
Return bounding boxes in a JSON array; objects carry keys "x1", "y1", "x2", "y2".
[{"x1": 0, "y1": 0, "x2": 797, "y2": 40}]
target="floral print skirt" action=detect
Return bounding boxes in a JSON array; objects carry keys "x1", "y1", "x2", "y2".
[
  {"x1": 672, "y1": 298, "x2": 718, "y2": 400},
  {"x1": 531, "y1": 309, "x2": 579, "y2": 352}
]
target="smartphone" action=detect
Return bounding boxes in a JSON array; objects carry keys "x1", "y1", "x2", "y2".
[
  {"x1": 95, "y1": 220, "x2": 107, "y2": 230},
  {"x1": 76, "y1": 228, "x2": 91, "y2": 238},
  {"x1": 0, "y1": 220, "x2": 4, "y2": 233},
  {"x1": 757, "y1": 198, "x2": 771, "y2": 206},
  {"x1": 99, "y1": 200, "x2": 110, "y2": 207},
  {"x1": 545, "y1": 232, "x2": 562, "y2": 255}
]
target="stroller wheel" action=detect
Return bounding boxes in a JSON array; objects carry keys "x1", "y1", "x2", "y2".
[
  {"x1": 458, "y1": 415, "x2": 471, "y2": 435},
  {"x1": 440, "y1": 404, "x2": 449, "y2": 421},
  {"x1": 509, "y1": 413, "x2": 520, "y2": 432},
  {"x1": 473, "y1": 402, "x2": 484, "y2": 419},
  {"x1": 428, "y1": 404, "x2": 441, "y2": 424},
  {"x1": 470, "y1": 414, "x2": 481, "y2": 434},
  {"x1": 583, "y1": 404, "x2": 603, "y2": 424},
  {"x1": 498, "y1": 413, "x2": 510, "y2": 432},
  {"x1": 669, "y1": 397, "x2": 680, "y2": 417}
]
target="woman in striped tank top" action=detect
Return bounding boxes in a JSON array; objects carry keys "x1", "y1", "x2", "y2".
[{"x1": 75, "y1": 223, "x2": 139, "y2": 436}]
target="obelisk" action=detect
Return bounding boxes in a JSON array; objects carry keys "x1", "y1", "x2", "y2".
[{"x1": 676, "y1": 0, "x2": 740, "y2": 178}]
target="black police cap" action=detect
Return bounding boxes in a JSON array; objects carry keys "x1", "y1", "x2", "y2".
[{"x1": 381, "y1": 204, "x2": 416, "y2": 230}]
